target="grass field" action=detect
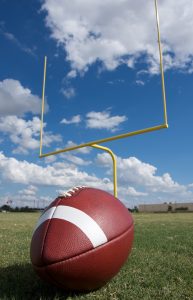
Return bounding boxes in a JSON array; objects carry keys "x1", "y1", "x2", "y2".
[{"x1": 0, "y1": 212, "x2": 193, "y2": 300}]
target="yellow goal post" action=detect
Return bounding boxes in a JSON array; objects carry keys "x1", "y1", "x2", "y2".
[{"x1": 39, "y1": 0, "x2": 168, "y2": 197}]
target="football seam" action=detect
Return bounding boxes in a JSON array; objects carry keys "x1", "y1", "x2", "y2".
[
  {"x1": 34, "y1": 222, "x2": 134, "y2": 269},
  {"x1": 40, "y1": 187, "x2": 86, "y2": 264},
  {"x1": 40, "y1": 204, "x2": 58, "y2": 264}
]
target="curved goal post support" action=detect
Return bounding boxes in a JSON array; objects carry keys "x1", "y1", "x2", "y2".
[
  {"x1": 91, "y1": 144, "x2": 117, "y2": 198},
  {"x1": 39, "y1": 0, "x2": 168, "y2": 197}
]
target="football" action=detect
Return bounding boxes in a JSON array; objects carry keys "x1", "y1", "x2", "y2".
[{"x1": 30, "y1": 187, "x2": 134, "y2": 291}]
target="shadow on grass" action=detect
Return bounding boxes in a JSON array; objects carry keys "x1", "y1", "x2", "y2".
[{"x1": 0, "y1": 263, "x2": 85, "y2": 300}]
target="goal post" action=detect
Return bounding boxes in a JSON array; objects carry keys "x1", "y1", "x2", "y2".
[
  {"x1": 39, "y1": 0, "x2": 168, "y2": 158},
  {"x1": 39, "y1": 0, "x2": 168, "y2": 197}
]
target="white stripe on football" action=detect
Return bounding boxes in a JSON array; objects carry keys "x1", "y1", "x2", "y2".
[{"x1": 34, "y1": 205, "x2": 108, "y2": 248}]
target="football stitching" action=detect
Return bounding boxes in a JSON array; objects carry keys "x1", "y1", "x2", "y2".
[
  {"x1": 39, "y1": 186, "x2": 87, "y2": 262},
  {"x1": 58, "y1": 186, "x2": 86, "y2": 198}
]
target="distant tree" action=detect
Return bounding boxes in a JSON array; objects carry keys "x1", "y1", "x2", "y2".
[
  {"x1": 128, "y1": 206, "x2": 139, "y2": 213},
  {"x1": 0, "y1": 204, "x2": 11, "y2": 211},
  {"x1": 134, "y1": 206, "x2": 139, "y2": 213},
  {"x1": 168, "y1": 205, "x2": 172, "y2": 212},
  {"x1": 0, "y1": 204, "x2": 45, "y2": 213},
  {"x1": 175, "y1": 207, "x2": 188, "y2": 211}
]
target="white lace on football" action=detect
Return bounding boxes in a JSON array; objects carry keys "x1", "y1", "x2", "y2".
[{"x1": 59, "y1": 186, "x2": 86, "y2": 197}]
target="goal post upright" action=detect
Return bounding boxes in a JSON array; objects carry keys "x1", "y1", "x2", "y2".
[
  {"x1": 39, "y1": 0, "x2": 168, "y2": 197},
  {"x1": 154, "y1": 0, "x2": 168, "y2": 126},
  {"x1": 40, "y1": 56, "x2": 47, "y2": 157}
]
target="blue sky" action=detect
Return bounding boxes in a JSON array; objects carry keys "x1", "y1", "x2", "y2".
[{"x1": 0, "y1": 0, "x2": 193, "y2": 208}]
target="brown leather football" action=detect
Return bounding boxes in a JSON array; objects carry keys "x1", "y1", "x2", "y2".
[{"x1": 30, "y1": 187, "x2": 134, "y2": 291}]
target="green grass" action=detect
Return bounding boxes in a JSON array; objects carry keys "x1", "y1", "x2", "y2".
[{"x1": 0, "y1": 212, "x2": 193, "y2": 300}]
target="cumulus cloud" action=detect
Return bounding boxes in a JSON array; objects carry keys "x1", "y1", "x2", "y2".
[
  {"x1": 42, "y1": 0, "x2": 193, "y2": 74},
  {"x1": 44, "y1": 155, "x2": 57, "y2": 164},
  {"x1": 126, "y1": 187, "x2": 148, "y2": 197},
  {"x1": 61, "y1": 87, "x2": 76, "y2": 99},
  {"x1": 60, "y1": 111, "x2": 127, "y2": 131},
  {"x1": 135, "y1": 80, "x2": 145, "y2": 86},
  {"x1": 65, "y1": 140, "x2": 91, "y2": 154},
  {"x1": 0, "y1": 116, "x2": 62, "y2": 154},
  {"x1": 66, "y1": 70, "x2": 77, "y2": 79},
  {"x1": 0, "y1": 185, "x2": 52, "y2": 208},
  {"x1": 0, "y1": 79, "x2": 43, "y2": 116},
  {"x1": 61, "y1": 114, "x2": 81, "y2": 125},
  {"x1": 0, "y1": 152, "x2": 111, "y2": 191},
  {"x1": 62, "y1": 153, "x2": 91, "y2": 166},
  {"x1": 86, "y1": 111, "x2": 127, "y2": 132},
  {"x1": 18, "y1": 185, "x2": 38, "y2": 196},
  {"x1": 0, "y1": 152, "x2": 192, "y2": 207},
  {"x1": 96, "y1": 153, "x2": 192, "y2": 203}
]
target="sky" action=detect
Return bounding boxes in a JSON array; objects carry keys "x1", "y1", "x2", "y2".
[{"x1": 0, "y1": 0, "x2": 193, "y2": 208}]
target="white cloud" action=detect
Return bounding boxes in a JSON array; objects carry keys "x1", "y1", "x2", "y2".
[
  {"x1": 42, "y1": 0, "x2": 193, "y2": 74},
  {"x1": 18, "y1": 185, "x2": 38, "y2": 196},
  {"x1": 135, "y1": 80, "x2": 145, "y2": 86},
  {"x1": 0, "y1": 79, "x2": 43, "y2": 116},
  {"x1": 61, "y1": 87, "x2": 76, "y2": 99},
  {"x1": 44, "y1": 155, "x2": 57, "y2": 164},
  {"x1": 126, "y1": 187, "x2": 148, "y2": 197},
  {"x1": 62, "y1": 153, "x2": 91, "y2": 166},
  {"x1": 0, "y1": 185, "x2": 52, "y2": 208},
  {"x1": 0, "y1": 116, "x2": 62, "y2": 154},
  {"x1": 61, "y1": 111, "x2": 127, "y2": 131},
  {"x1": 96, "y1": 153, "x2": 191, "y2": 201},
  {"x1": 61, "y1": 114, "x2": 81, "y2": 125},
  {"x1": 0, "y1": 152, "x2": 192, "y2": 208},
  {"x1": 86, "y1": 110, "x2": 127, "y2": 132},
  {"x1": 0, "y1": 152, "x2": 109, "y2": 190},
  {"x1": 66, "y1": 70, "x2": 77, "y2": 78},
  {"x1": 0, "y1": 26, "x2": 36, "y2": 57},
  {"x1": 65, "y1": 140, "x2": 91, "y2": 154}
]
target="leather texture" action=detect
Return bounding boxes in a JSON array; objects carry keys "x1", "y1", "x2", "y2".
[{"x1": 30, "y1": 187, "x2": 134, "y2": 291}]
